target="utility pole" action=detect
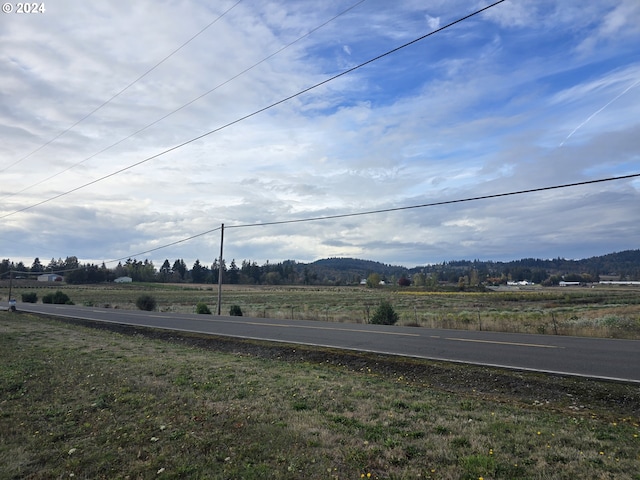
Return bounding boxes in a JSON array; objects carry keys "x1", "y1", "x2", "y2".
[
  {"x1": 8, "y1": 270, "x2": 13, "y2": 302},
  {"x1": 217, "y1": 223, "x2": 224, "y2": 315},
  {"x1": 8, "y1": 270, "x2": 16, "y2": 311}
]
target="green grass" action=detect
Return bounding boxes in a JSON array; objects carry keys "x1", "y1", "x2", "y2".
[{"x1": 1, "y1": 313, "x2": 639, "y2": 479}]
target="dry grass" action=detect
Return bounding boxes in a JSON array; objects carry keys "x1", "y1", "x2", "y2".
[
  {"x1": 1, "y1": 312, "x2": 639, "y2": 479},
  {"x1": 4, "y1": 282, "x2": 640, "y2": 339}
]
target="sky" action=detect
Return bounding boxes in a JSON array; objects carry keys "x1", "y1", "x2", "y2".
[{"x1": 1, "y1": 0, "x2": 639, "y2": 269}]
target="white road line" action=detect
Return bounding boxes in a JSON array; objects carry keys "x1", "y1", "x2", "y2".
[
  {"x1": 244, "y1": 321, "x2": 421, "y2": 336},
  {"x1": 446, "y1": 337, "x2": 564, "y2": 349}
]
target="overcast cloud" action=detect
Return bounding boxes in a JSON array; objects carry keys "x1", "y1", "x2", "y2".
[{"x1": 1, "y1": 0, "x2": 639, "y2": 268}]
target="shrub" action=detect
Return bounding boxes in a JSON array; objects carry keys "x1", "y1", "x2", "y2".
[
  {"x1": 42, "y1": 291, "x2": 73, "y2": 305},
  {"x1": 21, "y1": 292, "x2": 38, "y2": 303},
  {"x1": 135, "y1": 294, "x2": 157, "y2": 311},
  {"x1": 370, "y1": 300, "x2": 399, "y2": 325},
  {"x1": 229, "y1": 305, "x2": 243, "y2": 316},
  {"x1": 196, "y1": 302, "x2": 211, "y2": 314}
]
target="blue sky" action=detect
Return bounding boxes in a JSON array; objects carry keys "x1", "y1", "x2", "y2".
[{"x1": 1, "y1": 0, "x2": 639, "y2": 269}]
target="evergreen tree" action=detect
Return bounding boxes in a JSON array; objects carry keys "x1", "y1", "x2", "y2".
[
  {"x1": 370, "y1": 300, "x2": 399, "y2": 325},
  {"x1": 192, "y1": 260, "x2": 206, "y2": 283},
  {"x1": 172, "y1": 259, "x2": 187, "y2": 280},
  {"x1": 160, "y1": 259, "x2": 172, "y2": 282},
  {"x1": 31, "y1": 257, "x2": 44, "y2": 273},
  {"x1": 228, "y1": 259, "x2": 239, "y2": 284}
]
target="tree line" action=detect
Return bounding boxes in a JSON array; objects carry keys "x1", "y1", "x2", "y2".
[
  {"x1": 1, "y1": 257, "x2": 318, "y2": 285},
  {"x1": 2, "y1": 249, "x2": 639, "y2": 286}
]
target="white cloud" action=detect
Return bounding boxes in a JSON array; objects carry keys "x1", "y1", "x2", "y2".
[
  {"x1": 576, "y1": 0, "x2": 640, "y2": 54},
  {"x1": 425, "y1": 15, "x2": 440, "y2": 31},
  {"x1": 1, "y1": 0, "x2": 639, "y2": 268}
]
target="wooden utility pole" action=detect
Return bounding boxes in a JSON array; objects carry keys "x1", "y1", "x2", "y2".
[
  {"x1": 217, "y1": 224, "x2": 224, "y2": 315},
  {"x1": 8, "y1": 270, "x2": 16, "y2": 311}
]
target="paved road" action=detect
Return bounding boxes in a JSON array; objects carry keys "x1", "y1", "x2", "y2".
[{"x1": 6, "y1": 302, "x2": 640, "y2": 383}]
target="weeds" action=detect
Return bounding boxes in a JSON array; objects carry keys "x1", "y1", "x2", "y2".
[
  {"x1": 41, "y1": 290, "x2": 73, "y2": 304},
  {"x1": 135, "y1": 294, "x2": 157, "y2": 311},
  {"x1": 196, "y1": 301, "x2": 212, "y2": 314},
  {"x1": 1, "y1": 313, "x2": 639, "y2": 479},
  {"x1": 4, "y1": 282, "x2": 640, "y2": 338},
  {"x1": 21, "y1": 292, "x2": 38, "y2": 303}
]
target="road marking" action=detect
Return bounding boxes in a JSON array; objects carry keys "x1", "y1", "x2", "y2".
[
  {"x1": 145, "y1": 314, "x2": 421, "y2": 337},
  {"x1": 245, "y1": 321, "x2": 420, "y2": 337},
  {"x1": 445, "y1": 337, "x2": 563, "y2": 349}
]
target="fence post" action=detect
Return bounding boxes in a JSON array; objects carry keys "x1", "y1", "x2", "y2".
[{"x1": 551, "y1": 311, "x2": 558, "y2": 335}]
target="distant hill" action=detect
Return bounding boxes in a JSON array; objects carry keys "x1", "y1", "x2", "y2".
[
  {"x1": 304, "y1": 250, "x2": 640, "y2": 283},
  {"x1": 305, "y1": 257, "x2": 409, "y2": 284},
  {"x1": 310, "y1": 257, "x2": 405, "y2": 274}
]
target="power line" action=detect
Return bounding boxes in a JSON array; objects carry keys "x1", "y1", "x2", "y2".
[
  {"x1": 0, "y1": 0, "x2": 505, "y2": 220},
  {"x1": 227, "y1": 173, "x2": 640, "y2": 229},
  {"x1": 0, "y1": 0, "x2": 367, "y2": 202},
  {"x1": 107, "y1": 172, "x2": 640, "y2": 263},
  {"x1": 0, "y1": 0, "x2": 243, "y2": 174},
  {"x1": 104, "y1": 225, "x2": 223, "y2": 266},
  {"x1": 4, "y1": 172, "x2": 636, "y2": 271},
  {"x1": 1, "y1": 224, "x2": 225, "y2": 275}
]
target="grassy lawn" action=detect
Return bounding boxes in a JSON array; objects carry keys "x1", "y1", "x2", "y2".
[{"x1": 1, "y1": 312, "x2": 639, "y2": 479}]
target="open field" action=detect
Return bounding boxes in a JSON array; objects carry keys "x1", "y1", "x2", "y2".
[
  {"x1": 2, "y1": 281, "x2": 640, "y2": 339},
  {"x1": 1, "y1": 312, "x2": 639, "y2": 479}
]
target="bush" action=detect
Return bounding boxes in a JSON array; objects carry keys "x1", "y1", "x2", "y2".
[
  {"x1": 196, "y1": 302, "x2": 211, "y2": 314},
  {"x1": 229, "y1": 305, "x2": 243, "y2": 316},
  {"x1": 42, "y1": 291, "x2": 73, "y2": 305},
  {"x1": 370, "y1": 300, "x2": 399, "y2": 325},
  {"x1": 21, "y1": 292, "x2": 38, "y2": 303},
  {"x1": 135, "y1": 294, "x2": 157, "y2": 311}
]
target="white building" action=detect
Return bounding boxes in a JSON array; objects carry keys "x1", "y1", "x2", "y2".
[
  {"x1": 37, "y1": 274, "x2": 62, "y2": 282},
  {"x1": 114, "y1": 276, "x2": 133, "y2": 283}
]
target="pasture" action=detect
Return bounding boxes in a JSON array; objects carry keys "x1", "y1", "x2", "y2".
[{"x1": 4, "y1": 281, "x2": 640, "y2": 338}]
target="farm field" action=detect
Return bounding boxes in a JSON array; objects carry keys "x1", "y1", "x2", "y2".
[
  {"x1": 3, "y1": 281, "x2": 640, "y2": 339},
  {"x1": 1, "y1": 313, "x2": 639, "y2": 479}
]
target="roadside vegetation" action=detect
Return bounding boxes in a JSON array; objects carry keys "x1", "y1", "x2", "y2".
[
  {"x1": 1, "y1": 313, "x2": 639, "y2": 479},
  {"x1": 3, "y1": 282, "x2": 639, "y2": 339},
  {"x1": 135, "y1": 294, "x2": 158, "y2": 312},
  {"x1": 42, "y1": 290, "x2": 73, "y2": 305}
]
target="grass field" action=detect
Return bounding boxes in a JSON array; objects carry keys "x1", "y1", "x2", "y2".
[
  {"x1": 3, "y1": 281, "x2": 640, "y2": 338},
  {"x1": 1, "y1": 312, "x2": 640, "y2": 479}
]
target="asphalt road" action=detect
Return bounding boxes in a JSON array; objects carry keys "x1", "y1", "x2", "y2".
[{"x1": 6, "y1": 302, "x2": 640, "y2": 383}]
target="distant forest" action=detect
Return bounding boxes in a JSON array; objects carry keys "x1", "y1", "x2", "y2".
[{"x1": 1, "y1": 250, "x2": 639, "y2": 286}]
